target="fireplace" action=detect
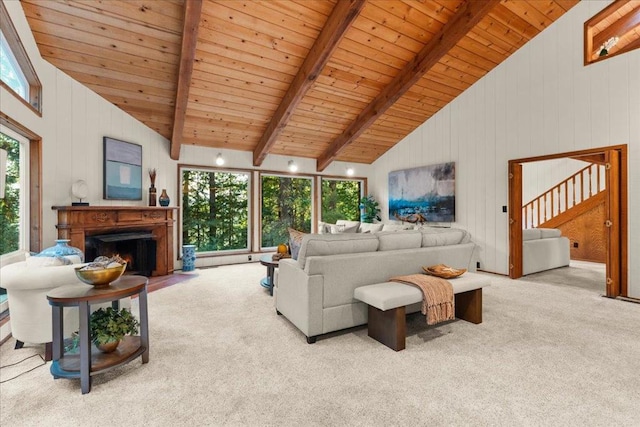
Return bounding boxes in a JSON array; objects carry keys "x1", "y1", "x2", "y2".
[
  {"x1": 86, "y1": 232, "x2": 157, "y2": 277},
  {"x1": 53, "y1": 206, "x2": 176, "y2": 276}
]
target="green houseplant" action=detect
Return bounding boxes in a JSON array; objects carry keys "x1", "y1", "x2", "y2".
[
  {"x1": 359, "y1": 195, "x2": 381, "y2": 223},
  {"x1": 90, "y1": 307, "x2": 139, "y2": 353}
]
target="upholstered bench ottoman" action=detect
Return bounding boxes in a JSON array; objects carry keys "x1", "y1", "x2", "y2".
[{"x1": 354, "y1": 272, "x2": 491, "y2": 351}]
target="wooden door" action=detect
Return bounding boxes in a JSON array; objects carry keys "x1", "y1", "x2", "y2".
[
  {"x1": 509, "y1": 162, "x2": 523, "y2": 279},
  {"x1": 604, "y1": 150, "x2": 621, "y2": 297}
]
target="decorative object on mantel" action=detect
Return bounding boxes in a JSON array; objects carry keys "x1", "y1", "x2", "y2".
[
  {"x1": 148, "y1": 168, "x2": 157, "y2": 206},
  {"x1": 158, "y1": 189, "x2": 170, "y2": 206},
  {"x1": 103, "y1": 136, "x2": 142, "y2": 200},
  {"x1": 36, "y1": 239, "x2": 84, "y2": 261},
  {"x1": 71, "y1": 180, "x2": 89, "y2": 206}
]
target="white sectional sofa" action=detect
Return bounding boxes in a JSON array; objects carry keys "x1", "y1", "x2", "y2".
[
  {"x1": 522, "y1": 228, "x2": 570, "y2": 275},
  {"x1": 275, "y1": 227, "x2": 477, "y2": 343}
]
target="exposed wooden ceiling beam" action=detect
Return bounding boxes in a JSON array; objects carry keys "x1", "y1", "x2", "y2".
[
  {"x1": 592, "y1": 4, "x2": 640, "y2": 55},
  {"x1": 252, "y1": 0, "x2": 365, "y2": 167},
  {"x1": 170, "y1": 0, "x2": 202, "y2": 160},
  {"x1": 316, "y1": 0, "x2": 501, "y2": 171}
]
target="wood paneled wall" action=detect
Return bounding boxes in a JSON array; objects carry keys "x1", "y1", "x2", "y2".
[
  {"x1": 369, "y1": 1, "x2": 640, "y2": 298},
  {"x1": 559, "y1": 202, "x2": 606, "y2": 263}
]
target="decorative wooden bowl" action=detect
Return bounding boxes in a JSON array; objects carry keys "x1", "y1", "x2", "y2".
[
  {"x1": 75, "y1": 263, "x2": 126, "y2": 287},
  {"x1": 422, "y1": 264, "x2": 466, "y2": 279}
]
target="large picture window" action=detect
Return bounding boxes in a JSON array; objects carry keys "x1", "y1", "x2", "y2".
[
  {"x1": 0, "y1": 127, "x2": 28, "y2": 256},
  {"x1": 181, "y1": 168, "x2": 250, "y2": 254},
  {"x1": 261, "y1": 174, "x2": 313, "y2": 248},
  {"x1": 320, "y1": 178, "x2": 363, "y2": 224}
]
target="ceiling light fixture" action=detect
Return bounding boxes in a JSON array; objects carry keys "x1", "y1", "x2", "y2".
[
  {"x1": 215, "y1": 153, "x2": 225, "y2": 166},
  {"x1": 288, "y1": 160, "x2": 298, "y2": 172},
  {"x1": 346, "y1": 167, "x2": 355, "y2": 176}
]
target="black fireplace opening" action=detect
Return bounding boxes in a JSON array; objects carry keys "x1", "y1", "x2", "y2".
[{"x1": 85, "y1": 232, "x2": 157, "y2": 277}]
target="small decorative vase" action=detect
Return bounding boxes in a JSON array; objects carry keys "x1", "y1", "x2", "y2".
[
  {"x1": 36, "y1": 239, "x2": 84, "y2": 262},
  {"x1": 97, "y1": 340, "x2": 120, "y2": 353},
  {"x1": 149, "y1": 185, "x2": 157, "y2": 206},
  {"x1": 182, "y1": 245, "x2": 196, "y2": 272},
  {"x1": 159, "y1": 189, "x2": 170, "y2": 207}
]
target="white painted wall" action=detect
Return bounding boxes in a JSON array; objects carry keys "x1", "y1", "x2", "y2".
[
  {"x1": 522, "y1": 158, "x2": 589, "y2": 204},
  {"x1": 369, "y1": 1, "x2": 640, "y2": 298},
  {"x1": 1, "y1": 0, "x2": 371, "y2": 271}
]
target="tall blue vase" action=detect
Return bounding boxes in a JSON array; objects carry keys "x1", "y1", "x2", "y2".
[
  {"x1": 36, "y1": 239, "x2": 84, "y2": 261},
  {"x1": 182, "y1": 245, "x2": 196, "y2": 272}
]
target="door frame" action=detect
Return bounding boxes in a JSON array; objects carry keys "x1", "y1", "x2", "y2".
[{"x1": 508, "y1": 144, "x2": 628, "y2": 297}]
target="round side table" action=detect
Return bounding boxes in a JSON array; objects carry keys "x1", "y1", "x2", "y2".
[{"x1": 47, "y1": 275, "x2": 149, "y2": 394}]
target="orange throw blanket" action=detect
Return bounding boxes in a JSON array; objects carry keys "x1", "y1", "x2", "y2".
[{"x1": 389, "y1": 274, "x2": 454, "y2": 325}]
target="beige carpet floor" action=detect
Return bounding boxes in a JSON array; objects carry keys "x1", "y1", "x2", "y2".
[{"x1": 1, "y1": 263, "x2": 639, "y2": 426}]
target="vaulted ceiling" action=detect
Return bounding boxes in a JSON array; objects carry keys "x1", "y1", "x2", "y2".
[{"x1": 21, "y1": 0, "x2": 581, "y2": 171}]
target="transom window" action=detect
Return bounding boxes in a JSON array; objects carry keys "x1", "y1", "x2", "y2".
[{"x1": 0, "y1": 3, "x2": 41, "y2": 112}]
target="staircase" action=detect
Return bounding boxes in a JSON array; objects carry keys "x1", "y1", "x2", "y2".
[{"x1": 522, "y1": 163, "x2": 606, "y2": 229}]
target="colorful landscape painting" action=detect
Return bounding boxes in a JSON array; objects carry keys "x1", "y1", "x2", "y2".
[{"x1": 388, "y1": 162, "x2": 455, "y2": 223}]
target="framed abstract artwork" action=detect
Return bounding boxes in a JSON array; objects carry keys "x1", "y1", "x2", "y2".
[
  {"x1": 388, "y1": 162, "x2": 455, "y2": 223},
  {"x1": 103, "y1": 137, "x2": 142, "y2": 200}
]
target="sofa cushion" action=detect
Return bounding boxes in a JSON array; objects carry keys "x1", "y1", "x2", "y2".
[
  {"x1": 381, "y1": 223, "x2": 414, "y2": 232},
  {"x1": 420, "y1": 228, "x2": 468, "y2": 247},
  {"x1": 317, "y1": 221, "x2": 331, "y2": 234},
  {"x1": 377, "y1": 230, "x2": 422, "y2": 251},
  {"x1": 358, "y1": 223, "x2": 383, "y2": 233},
  {"x1": 539, "y1": 228, "x2": 562, "y2": 238},
  {"x1": 522, "y1": 229, "x2": 542, "y2": 241},
  {"x1": 297, "y1": 233, "x2": 379, "y2": 268},
  {"x1": 328, "y1": 224, "x2": 359, "y2": 234},
  {"x1": 336, "y1": 220, "x2": 360, "y2": 230}
]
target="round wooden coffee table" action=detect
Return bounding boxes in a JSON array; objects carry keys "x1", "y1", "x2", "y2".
[{"x1": 259, "y1": 254, "x2": 279, "y2": 296}]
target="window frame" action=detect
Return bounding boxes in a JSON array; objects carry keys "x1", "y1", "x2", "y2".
[
  {"x1": 0, "y1": 2, "x2": 42, "y2": 114},
  {"x1": 178, "y1": 165, "x2": 252, "y2": 257}
]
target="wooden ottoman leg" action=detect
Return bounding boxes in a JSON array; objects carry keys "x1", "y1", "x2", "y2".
[
  {"x1": 455, "y1": 289, "x2": 483, "y2": 324},
  {"x1": 367, "y1": 305, "x2": 406, "y2": 351}
]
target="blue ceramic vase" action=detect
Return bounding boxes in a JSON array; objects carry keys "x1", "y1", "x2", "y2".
[
  {"x1": 37, "y1": 239, "x2": 84, "y2": 261},
  {"x1": 182, "y1": 245, "x2": 196, "y2": 272}
]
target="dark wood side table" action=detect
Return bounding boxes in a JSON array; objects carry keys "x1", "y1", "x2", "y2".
[
  {"x1": 47, "y1": 275, "x2": 149, "y2": 394},
  {"x1": 259, "y1": 254, "x2": 279, "y2": 296}
]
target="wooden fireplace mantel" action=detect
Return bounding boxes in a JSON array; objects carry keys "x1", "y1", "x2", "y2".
[{"x1": 52, "y1": 206, "x2": 177, "y2": 276}]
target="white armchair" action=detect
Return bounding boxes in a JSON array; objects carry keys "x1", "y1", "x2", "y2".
[{"x1": 1, "y1": 253, "x2": 85, "y2": 360}]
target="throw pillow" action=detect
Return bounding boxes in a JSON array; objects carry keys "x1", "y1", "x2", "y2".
[
  {"x1": 317, "y1": 221, "x2": 331, "y2": 234},
  {"x1": 287, "y1": 228, "x2": 305, "y2": 260}
]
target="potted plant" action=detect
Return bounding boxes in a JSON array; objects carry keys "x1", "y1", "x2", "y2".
[
  {"x1": 359, "y1": 195, "x2": 381, "y2": 223},
  {"x1": 90, "y1": 307, "x2": 139, "y2": 353}
]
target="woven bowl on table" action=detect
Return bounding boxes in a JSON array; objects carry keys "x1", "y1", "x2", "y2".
[
  {"x1": 75, "y1": 263, "x2": 126, "y2": 287},
  {"x1": 422, "y1": 264, "x2": 466, "y2": 279}
]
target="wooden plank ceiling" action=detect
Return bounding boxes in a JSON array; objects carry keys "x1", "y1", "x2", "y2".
[{"x1": 21, "y1": 0, "x2": 580, "y2": 171}]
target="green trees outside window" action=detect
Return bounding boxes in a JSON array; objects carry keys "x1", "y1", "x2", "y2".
[
  {"x1": 321, "y1": 178, "x2": 362, "y2": 224},
  {"x1": 182, "y1": 169, "x2": 249, "y2": 252},
  {"x1": 261, "y1": 175, "x2": 312, "y2": 248},
  {"x1": 0, "y1": 132, "x2": 20, "y2": 256}
]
